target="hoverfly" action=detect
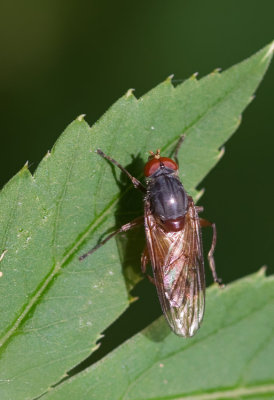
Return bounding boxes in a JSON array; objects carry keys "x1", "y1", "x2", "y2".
[{"x1": 80, "y1": 136, "x2": 222, "y2": 337}]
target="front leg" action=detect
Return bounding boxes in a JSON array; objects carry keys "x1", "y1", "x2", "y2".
[{"x1": 96, "y1": 149, "x2": 146, "y2": 193}]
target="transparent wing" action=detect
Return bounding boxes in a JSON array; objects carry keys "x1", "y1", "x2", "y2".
[{"x1": 144, "y1": 198, "x2": 205, "y2": 337}]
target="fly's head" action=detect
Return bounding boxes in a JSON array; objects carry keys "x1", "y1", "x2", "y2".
[{"x1": 144, "y1": 149, "x2": 178, "y2": 179}]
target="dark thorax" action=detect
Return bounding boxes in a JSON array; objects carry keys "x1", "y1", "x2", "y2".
[{"x1": 146, "y1": 164, "x2": 188, "y2": 232}]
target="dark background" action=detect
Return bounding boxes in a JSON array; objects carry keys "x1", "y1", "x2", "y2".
[{"x1": 0, "y1": 0, "x2": 273, "y2": 349}]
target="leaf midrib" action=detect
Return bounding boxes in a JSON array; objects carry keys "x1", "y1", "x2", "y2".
[{"x1": 141, "y1": 383, "x2": 274, "y2": 400}]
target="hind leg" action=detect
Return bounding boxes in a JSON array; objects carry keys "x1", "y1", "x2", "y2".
[{"x1": 200, "y1": 218, "x2": 223, "y2": 286}]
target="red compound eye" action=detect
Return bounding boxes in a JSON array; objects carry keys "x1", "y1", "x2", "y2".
[{"x1": 144, "y1": 157, "x2": 178, "y2": 177}]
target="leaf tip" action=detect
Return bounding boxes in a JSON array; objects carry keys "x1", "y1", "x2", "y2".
[
  {"x1": 262, "y1": 40, "x2": 274, "y2": 62},
  {"x1": 77, "y1": 114, "x2": 86, "y2": 122}
]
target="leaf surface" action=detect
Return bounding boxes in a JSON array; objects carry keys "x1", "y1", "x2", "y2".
[
  {"x1": 42, "y1": 270, "x2": 274, "y2": 400},
  {"x1": 0, "y1": 42, "x2": 273, "y2": 400}
]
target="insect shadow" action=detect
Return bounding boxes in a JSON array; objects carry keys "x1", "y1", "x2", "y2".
[
  {"x1": 107, "y1": 152, "x2": 173, "y2": 317},
  {"x1": 68, "y1": 155, "x2": 167, "y2": 376},
  {"x1": 105, "y1": 152, "x2": 170, "y2": 341},
  {"x1": 100, "y1": 152, "x2": 145, "y2": 289}
]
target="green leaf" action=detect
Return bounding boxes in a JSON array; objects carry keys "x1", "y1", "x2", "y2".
[
  {"x1": 42, "y1": 270, "x2": 274, "y2": 400},
  {"x1": 0, "y1": 42, "x2": 273, "y2": 400}
]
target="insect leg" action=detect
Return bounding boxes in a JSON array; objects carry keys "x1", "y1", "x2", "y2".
[
  {"x1": 173, "y1": 134, "x2": 185, "y2": 167},
  {"x1": 96, "y1": 149, "x2": 146, "y2": 193},
  {"x1": 200, "y1": 218, "x2": 223, "y2": 286},
  {"x1": 79, "y1": 216, "x2": 143, "y2": 261},
  {"x1": 141, "y1": 246, "x2": 155, "y2": 285}
]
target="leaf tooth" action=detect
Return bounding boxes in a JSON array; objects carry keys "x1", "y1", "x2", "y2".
[
  {"x1": 91, "y1": 339, "x2": 103, "y2": 353},
  {"x1": 249, "y1": 94, "x2": 255, "y2": 104},
  {"x1": 128, "y1": 294, "x2": 139, "y2": 304},
  {"x1": 125, "y1": 88, "x2": 135, "y2": 98},
  {"x1": 257, "y1": 266, "x2": 267, "y2": 277},
  {"x1": 217, "y1": 146, "x2": 225, "y2": 161},
  {"x1": 195, "y1": 187, "x2": 205, "y2": 203},
  {"x1": 190, "y1": 71, "x2": 199, "y2": 80},
  {"x1": 164, "y1": 74, "x2": 176, "y2": 88},
  {"x1": 77, "y1": 114, "x2": 86, "y2": 122},
  {"x1": 19, "y1": 161, "x2": 31, "y2": 177},
  {"x1": 166, "y1": 73, "x2": 174, "y2": 82},
  {"x1": 237, "y1": 114, "x2": 242, "y2": 126},
  {"x1": 212, "y1": 67, "x2": 222, "y2": 74}
]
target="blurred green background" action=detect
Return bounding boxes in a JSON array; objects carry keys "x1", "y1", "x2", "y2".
[{"x1": 0, "y1": 0, "x2": 273, "y2": 347}]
